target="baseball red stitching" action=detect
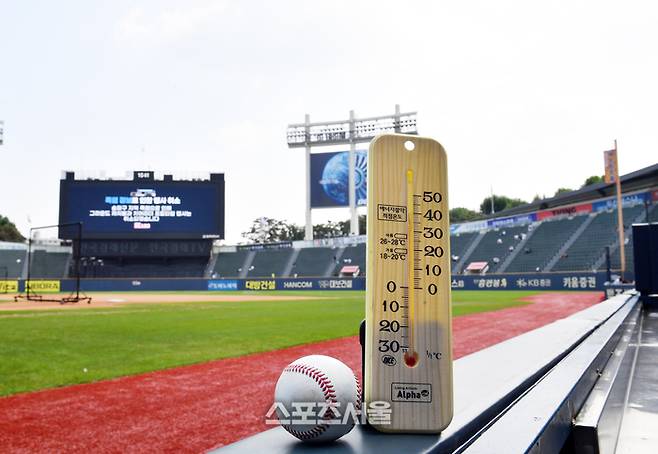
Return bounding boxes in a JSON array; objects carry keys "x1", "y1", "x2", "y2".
[{"x1": 280, "y1": 363, "x2": 345, "y2": 440}]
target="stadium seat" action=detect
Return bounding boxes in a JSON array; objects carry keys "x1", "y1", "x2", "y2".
[
  {"x1": 459, "y1": 226, "x2": 528, "y2": 274},
  {"x1": 213, "y1": 250, "x2": 250, "y2": 278},
  {"x1": 246, "y1": 249, "x2": 293, "y2": 278},
  {"x1": 291, "y1": 247, "x2": 337, "y2": 277},
  {"x1": 552, "y1": 205, "x2": 645, "y2": 272},
  {"x1": 0, "y1": 248, "x2": 26, "y2": 278},
  {"x1": 505, "y1": 215, "x2": 587, "y2": 273}
]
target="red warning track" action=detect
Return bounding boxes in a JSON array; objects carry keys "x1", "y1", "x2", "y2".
[{"x1": 0, "y1": 292, "x2": 602, "y2": 453}]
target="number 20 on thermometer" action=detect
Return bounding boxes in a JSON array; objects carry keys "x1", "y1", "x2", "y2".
[{"x1": 365, "y1": 134, "x2": 453, "y2": 433}]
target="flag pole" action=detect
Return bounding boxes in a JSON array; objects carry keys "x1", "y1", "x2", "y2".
[
  {"x1": 490, "y1": 186, "x2": 495, "y2": 214},
  {"x1": 614, "y1": 140, "x2": 625, "y2": 281}
]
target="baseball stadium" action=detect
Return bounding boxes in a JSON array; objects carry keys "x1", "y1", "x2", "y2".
[
  {"x1": 2, "y1": 3, "x2": 658, "y2": 454},
  {"x1": 0, "y1": 154, "x2": 656, "y2": 453}
]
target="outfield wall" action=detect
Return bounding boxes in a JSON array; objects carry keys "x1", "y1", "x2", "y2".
[{"x1": 12, "y1": 271, "x2": 609, "y2": 293}]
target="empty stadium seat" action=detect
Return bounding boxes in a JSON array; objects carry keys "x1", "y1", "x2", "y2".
[
  {"x1": 0, "y1": 248, "x2": 25, "y2": 278},
  {"x1": 246, "y1": 249, "x2": 293, "y2": 277},
  {"x1": 79, "y1": 257, "x2": 207, "y2": 278},
  {"x1": 338, "y1": 243, "x2": 365, "y2": 276},
  {"x1": 291, "y1": 247, "x2": 337, "y2": 277},
  {"x1": 553, "y1": 205, "x2": 645, "y2": 272},
  {"x1": 212, "y1": 250, "x2": 250, "y2": 278},
  {"x1": 30, "y1": 250, "x2": 71, "y2": 278},
  {"x1": 506, "y1": 215, "x2": 587, "y2": 273},
  {"x1": 449, "y1": 231, "x2": 478, "y2": 272},
  {"x1": 459, "y1": 226, "x2": 528, "y2": 274}
]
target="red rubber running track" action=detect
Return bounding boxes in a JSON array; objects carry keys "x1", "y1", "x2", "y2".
[{"x1": 0, "y1": 292, "x2": 602, "y2": 453}]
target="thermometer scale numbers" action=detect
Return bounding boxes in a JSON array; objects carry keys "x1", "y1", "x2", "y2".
[{"x1": 377, "y1": 185, "x2": 444, "y2": 369}]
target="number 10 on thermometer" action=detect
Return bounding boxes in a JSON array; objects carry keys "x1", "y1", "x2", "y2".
[{"x1": 365, "y1": 134, "x2": 453, "y2": 433}]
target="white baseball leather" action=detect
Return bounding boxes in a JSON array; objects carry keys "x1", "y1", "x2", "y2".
[{"x1": 274, "y1": 355, "x2": 361, "y2": 442}]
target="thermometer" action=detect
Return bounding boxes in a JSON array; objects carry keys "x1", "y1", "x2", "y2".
[{"x1": 365, "y1": 134, "x2": 453, "y2": 433}]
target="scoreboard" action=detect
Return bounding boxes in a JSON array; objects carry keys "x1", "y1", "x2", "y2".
[{"x1": 58, "y1": 171, "x2": 225, "y2": 240}]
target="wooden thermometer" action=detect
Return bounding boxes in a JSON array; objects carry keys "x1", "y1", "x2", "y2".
[{"x1": 365, "y1": 134, "x2": 453, "y2": 433}]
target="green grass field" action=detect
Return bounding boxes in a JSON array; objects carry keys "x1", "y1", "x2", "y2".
[{"x1": 0, "y1": 290, "x2": 536, "y2": 397}]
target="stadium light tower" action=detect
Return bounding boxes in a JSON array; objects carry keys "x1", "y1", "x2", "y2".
[{"x1": 287, "y1": 105, "x2": 418, "y2": 240}]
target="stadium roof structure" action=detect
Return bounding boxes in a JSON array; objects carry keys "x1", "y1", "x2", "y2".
[{"x1": 490, "y1": 162, "x2": 658, "y2": 218}]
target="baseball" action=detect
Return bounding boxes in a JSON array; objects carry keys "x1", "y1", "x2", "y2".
[{"x1": 274, "y1": 355, "x2": 361, "y2": 442}]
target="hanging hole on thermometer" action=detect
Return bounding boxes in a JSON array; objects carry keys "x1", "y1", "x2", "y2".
[{"x1": 404, "y1": 140, "x2": 415, "y2": 151}]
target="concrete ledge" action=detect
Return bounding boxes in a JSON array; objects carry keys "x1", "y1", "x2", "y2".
[{"x1": 213, "y1": 293, "x2": 635, "y2": 454}]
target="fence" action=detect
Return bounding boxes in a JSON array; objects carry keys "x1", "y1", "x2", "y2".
[{"x1": 12, "y1": 272, "x2": 609, "y2": 293}]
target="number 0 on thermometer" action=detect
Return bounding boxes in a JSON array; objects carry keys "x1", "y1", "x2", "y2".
[{"x1": 365, "y1": 134, "x2": 453, "y2": 433}]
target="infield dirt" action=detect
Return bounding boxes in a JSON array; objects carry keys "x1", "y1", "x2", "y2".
[{"x1": 0, "y1": 292, "x2": 321, "y2": 311}]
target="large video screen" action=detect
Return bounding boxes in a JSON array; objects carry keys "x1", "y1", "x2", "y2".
[
  {"x1": 59, "y1": 176, "x2": 224, "y2": 239},
  {"x1": 310, "y1": 150, "x2": 367, "y2": 208}
]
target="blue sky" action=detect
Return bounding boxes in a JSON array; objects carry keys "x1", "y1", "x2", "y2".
[{"x1": 1, "y1": 0, "x2": 657, "y2": 243}]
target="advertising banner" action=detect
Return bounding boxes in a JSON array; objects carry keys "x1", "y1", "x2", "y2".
[
  {"x1": 452, "y1": 220, "x2": 488, "y2": 234},
  {"x1": 487, "y1": 213, "x2": 537, "y2": 229},
  {"x1": 244, "y1": 280, "x2": 277, "y2": 291},
  {"x1": 310, "y1": 151, "x2": 367, "y2": 208},
  {"x1": 25, "y1": 280, "x2": 60, "y2": 293},
  {"x1": 0, "y1": 280, "x2": 18, "y2": 293},
  {"x1": 536, "y1": 202, "x2": 593, "y2": 221},
  {"x1": 208, "y1": 280, "x2": 239, "y2": 291},
  {"x1": 13, "y1": 275, "x2": 609, "y2": 293},
  {"x1": 603, "y1": 148, "x2": 618, "y2": 183},
  {"x1": 242, "y1": 278, "x2": 365, "y2": 291},
  {"x1": 237, "y1": 242, "x2": 292, "y2": 251},
  {"x1": 592, "y1": 192, "x2": 649, "y2": 212},
  {"x1": 450, "y1": 272, "x2": 606, "y2": 291}
]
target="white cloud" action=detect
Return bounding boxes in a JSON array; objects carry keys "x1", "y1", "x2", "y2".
[{"x1": 116, "y1": 1, "x2": 229, "y2": 45}]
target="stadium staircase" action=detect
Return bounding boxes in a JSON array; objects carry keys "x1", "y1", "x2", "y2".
[
  {"x1": 551, "y1": 205, "x2": 645, "y2": 272},
  {"x1": 205, "y1": 249, "x2": 220, "y2": 278},
  {"x1": 460, "y1": 226, "x2": 529, "y2": 273},
  {"x1": 496, "y1": 223, "x2": 537, "y2": 273},
  {"x1": 282, "y1": 249, "x2": 300, "y2": 277},
  {"x1": 212, "y1": 249, "x2": 250, "y2": 278},
  {"x1": 326, "y1": 247, "x2": 345, "y2": 277},
  {"x1": 337, "y1": 243, "x2": 365, "y2": 276},
  {"x1": 246, "y1": 249, "x2": 293, "y2": 277},
  {"x1": 593, "y1": 203, "x2": 657, "y2": 277},
  {"x1": 240, "y1": 251, "x2": 256, "y2": 278},
  {"x1": 450, "y1": 231, "x2": 480, "y2": 274},
  {"x1": 506, "y1": 215, "x2": 589, "y2": 273},
  {"x1": 544, "y1": 214, "x2": 596, "y2": 272},
  {"x1": 291, "y1": 247, "x2": 340, "y2": 277}
]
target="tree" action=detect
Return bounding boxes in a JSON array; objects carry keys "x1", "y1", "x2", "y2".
[
  {"x1": 337, "y1": 215, "x2": 366, "y2": 236},
  {"x1": 479, "y1": 195, "x2": 527, "y2": 215},
  {"x1": 582, "y1": 175, "x2": 604, "y2": 187},
  {"x1": 242, "y1": 215, "x2": 368, "y2": 243},
  {"x1": 0, "y1": 215, "x2": 24, "y2": 242},
  {"x1": 313, "y1": 221, "x2": 345, "y2": 239},
  {"x1": 554, "y1": 187, "x2": 573, "y2": 196},
  {"x1": 449, "y1": 207, "x2": 480, "y2": 222},
  {"x1": 241, "y1": 217, "x2": 303, "y2": 243}
]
